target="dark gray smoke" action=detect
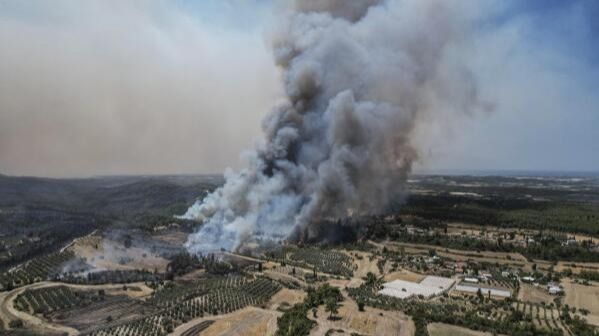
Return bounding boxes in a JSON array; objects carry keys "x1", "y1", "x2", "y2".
[{"x1": 183, "y1": 0, "x2": 490, "y2": 253}]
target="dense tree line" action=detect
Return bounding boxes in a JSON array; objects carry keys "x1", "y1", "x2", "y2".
[
  {"x1": 382, "y1": 231, "x2": 599, "y2": 263},
  {"x1": 399, "y1": 194, "x2": 599, "y2": 235}
]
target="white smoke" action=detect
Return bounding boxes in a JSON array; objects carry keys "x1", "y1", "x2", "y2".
[{"x1": 183, "y1": 0, "x2": 492, "y2": 253}]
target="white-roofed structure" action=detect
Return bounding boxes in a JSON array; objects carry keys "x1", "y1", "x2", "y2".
[
  {"x1": 548, "y1": 285, "x2": 562, "y2": 295},
  {"x1": 454, "y1": 284, "x2": 511, "y2": 298},
  {"x1": 379, "y1": 276, "x2": 454, "y2": 299}
]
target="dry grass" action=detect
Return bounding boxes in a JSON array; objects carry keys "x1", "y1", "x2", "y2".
[
  {"x1": 517, "y1": 284, "x2": 554, "y2": 304},
  {"x1": 428, "y1": 323, "x2": 493, "y2": 336},
  {"x1": 563, "y1": 278, "x2": 599, "y2": 326},
  {"x1": 105, "y1": 283, "x2": 154, "y2": 299},
  {"x1": 343, "y1": 250, "x2": 381, "y2": 278},
  {"x1": 201, "y1": 308, "x2": 278, "y2": 336},
  {"x1": 308, "y1": 289, "x2": 414, "y2": 336},
  {"x1": 384, "y1": 269, "x2": 425, "y2": 283},
  {"x1": 72, "y1": 238, "x2": 170, "y2": 272},
  {"x1": 267, "y1": 288, "x2": 306, "y2": 310},
  {"x1": 555, "y1": 261, "x2": 599, "y2": 274},
  {"x1": 171, "y1": 307, "x2": 279, "y2": 336},
  {"x1": 152, "y1": 230, "x2": 188, "y2": 245},
  {"x1": 386, "y1": 241, "x2": 527, "y2": 263}
]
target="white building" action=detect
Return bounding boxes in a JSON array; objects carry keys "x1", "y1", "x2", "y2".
[
  {"x1": 464, "y1": 277, "x2": 479, "y2": 284},
  {"x1": 379, "y1": 276, "x2": 454, "y2": 300},
  {"x1": 548, "y1": 285, "x2": 563, "y2": 295},
  {"x1": 455, "y1": 284, "x2": 511, "y2": 298}
]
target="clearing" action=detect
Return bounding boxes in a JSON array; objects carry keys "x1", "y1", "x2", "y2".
[
  {"x1": 267, "y1": 288, "x2": 306, "y2": 310},
  {"x1": 171, "y1": 307, "x2": 280, "y2": 336},
  {"x1": 71, "y1": 238, "x2": 169, "y2": 272},
  {"x1": 428, "y1": 322, "x2": 494, "y2": 336},
  {"x1": 384, "y1": 269, "x2": 426, "y2": 283},
  {"x1": 307, "y1": 287, "x2": 414, "y2": 336},
  {"x1": 563, "y1": 278, "x2": 599, "y2": 326},
  {"x1": 517, "y1": 284, "x2": 555, "y2": 304},
  {"x1": 343, "y1": 250, "x2": 382, "y2": 278}
]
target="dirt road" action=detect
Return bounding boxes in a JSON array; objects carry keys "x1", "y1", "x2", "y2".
[
  {"x1": 0, "y1": 281, "x2": 153, "y2": 335},
  {"x1": 171, "y1": 306, "x2": 281, "y2": 336},
  {"x1": 1, "y1": 282, "x2": 79, "y2": 335}
]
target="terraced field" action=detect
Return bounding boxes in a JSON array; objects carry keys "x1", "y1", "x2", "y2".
[
  {"x1": 511, "y1": 301, "x2": 571, "y2": 335},
  {"x1": 14, "y1": 285, "x2": 98, "y2": 314},
  {"x1": 288, "y1": 248, "x2": 354, "y2": 277},
  {"x1": 0, "y1": 251, "x2": 79, "y2": 290},
  {"x1": 88, "y1": 275, "x2": 281, "y2": 336}
]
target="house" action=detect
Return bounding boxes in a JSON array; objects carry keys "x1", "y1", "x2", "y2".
[
  {"x1": 480, "y1": 272, "x2": 493, "y2": 280},
  {"x1": 548, "y1": 286, "x2": 563, "y2": 295},
  {"x1": 521, "y1": 276, "x2": 535, "y2": 283},
  {"x1": 563, "y1": 239, "x2": 578, "y2": 247},
  {"x1": 454, "y1": 262, "x2": 467, "y2": 274}
]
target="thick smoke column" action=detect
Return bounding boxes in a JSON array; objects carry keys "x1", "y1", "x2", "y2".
[{"x1": 183, "y1": 0, "x2": 489, "y2": 253}]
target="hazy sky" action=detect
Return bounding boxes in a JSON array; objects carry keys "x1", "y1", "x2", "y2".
[{"x1": 0, "y1": 0, "x2": 598, "y2": 177}]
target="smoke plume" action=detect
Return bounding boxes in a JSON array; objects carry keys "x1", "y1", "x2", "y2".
[{"x1": 183, "y1": 0, "x2": 490, "y2": 253}]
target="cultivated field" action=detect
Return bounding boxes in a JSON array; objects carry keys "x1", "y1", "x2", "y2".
[
  {"x1": 384, "y1": 241, "x2": 529, "y2": 267},
  {"x1": 555, "y1": 261, "x2": 599, "y2": 274},
  {"x1": 563, "y1": 278, "x2": 599, "y2": 326}
]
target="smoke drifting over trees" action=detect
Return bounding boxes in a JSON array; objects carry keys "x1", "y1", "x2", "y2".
[{"x1": 183, "y1": 0, "x2": 492, "y2": 252}]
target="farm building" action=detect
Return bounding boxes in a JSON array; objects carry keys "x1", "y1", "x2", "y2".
[
  {"x1": 464, "y1": 277, "x2": 479, "y2": 284},
  {"x1": 548, "y1": 285, "x2": 563, "y2": 295},
  {"x1": 521, "y1": 276, "x2": 535, "y2": 283},
  {"x1": 379, "y1": 276, "x2": 454, "y2": 299},
  {"x1": 454, "y1": 283, "x2": 512, "y2": 298}
]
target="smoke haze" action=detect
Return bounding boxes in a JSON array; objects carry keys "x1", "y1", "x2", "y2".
[
  {"x1": 182, "y1": 0, "x2": 496, "y2": 253},
  {"x1": 0, "y1": 0, "x2": 279, "y2": 177},
  {"x1": 1, "y1": 0, "x2": 597, "y2": 178}
]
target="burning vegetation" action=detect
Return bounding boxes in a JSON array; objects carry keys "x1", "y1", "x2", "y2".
[{"x1": 182, "y1": 0, "x2": 491, "y2": 253}]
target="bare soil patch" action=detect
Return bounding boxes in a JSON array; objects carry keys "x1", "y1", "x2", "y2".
[
  {"x1": 517, "y1": 284, "x2": 555, "y2": 304},
  {"x1": 102, "y1": 283, "x2": 154, "y2": 299},
  {"x1": 267, "y1": 288, "x2": 306, "y2": 310},
  {"x1": 152, "y1": 230, "x2": 188, "y2": 245},
  {"x1": 172, "y1": 307, "x2": 280, "y2": 336},
  {"x1": 428, "y1": 322, "x2": 493, "y2": 336},
  {"x1": 384, "y1": 269, "x2": 425, "y2": 283},
  {"x1": 308, "y1": 289, "x2": 414, "y2": 336},
  {"x1": 563, "y1": 278, "x2": 599, "y2": 326},
  {"x1": 343, "y1": 251, "x2": 381, "y2": 278},
  {"x1": 72, "y1": 238, "x2": 169, "y2": 272},
  {"x1": 386, "y1": 241, "x2": 527, "y2": 264}
]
